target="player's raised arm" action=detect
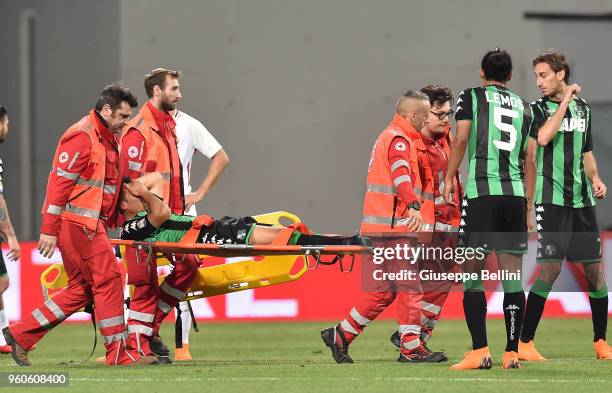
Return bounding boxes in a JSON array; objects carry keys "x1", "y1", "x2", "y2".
[
  {"x1": 534, "y1": 56, "x2": 581, "y2": 146},
  {"x1": 124, "y1": 180, "x2": 170, "y2": 227}
]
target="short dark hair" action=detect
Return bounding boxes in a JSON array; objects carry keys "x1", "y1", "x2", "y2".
[
  {"x1": 94, "y1": 83, "x2": 138, "y2": 111},
  {"x1": 420, "y1": 85, "x2": 453, "y2": 107},
  {"x1": 533, "y1": 49, "x2": 570, "y2": 83},
  {"x1": 0, "y1": 106, "x2": 7, "y2": 121},
  {"x1": 144, "y1": 68, "x2": 181, "y2": 98},
  {"x1": 481, "y1": 48, "x2": 512, "y2": 83}
]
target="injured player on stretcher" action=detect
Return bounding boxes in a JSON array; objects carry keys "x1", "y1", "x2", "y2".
[{"x1": 118, "y1": 172, "x2": 362, "y2": 247}]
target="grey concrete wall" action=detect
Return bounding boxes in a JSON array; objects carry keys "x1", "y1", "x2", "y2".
[
  {"x1": 1, "y1": 0, "x2": 611, "y2": 239},
  {"x1": 119, "y1": 0, "x2": 612, "y2": 233},
  {"x1": 0, "y1": 0, "x2": 120, "y2": 239}
]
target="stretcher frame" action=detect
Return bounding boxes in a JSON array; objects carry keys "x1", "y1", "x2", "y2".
[{"x1": 41, "y1": 211, "x2": 368, "y2": 303}]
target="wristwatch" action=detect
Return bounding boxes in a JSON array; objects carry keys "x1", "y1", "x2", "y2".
[{"x1": 408, "y1": 201, "x2": 421, "y2": 211}]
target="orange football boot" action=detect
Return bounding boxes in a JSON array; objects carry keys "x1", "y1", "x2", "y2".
[
  {"x1": 501, "y1": 351, "x2": 521, "y2": 369},
  {"x1": 594, "y1": 339, "x2": 612, "y2": 360},
  {"x1": 518, "y1": 340, "x2": 547, "y2": 361},
  {"x1": 450, "y1": 347, "x2": 492, "y2": 370}
]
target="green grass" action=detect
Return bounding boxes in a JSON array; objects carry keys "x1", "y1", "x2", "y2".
[{"x1": 0, "y1": 318, "x2": 610, "y2": 393}]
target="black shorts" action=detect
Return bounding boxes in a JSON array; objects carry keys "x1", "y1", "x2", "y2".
[
  {"x1": 459, "y1": 195, "x2": 528, "y2": 254},
  {"x1": 536, "y1": 203, "x2": 601, "y2": 264},
  {"x1": 0, "y1": 251, "x2": 6, "y2": 277},
  {"x1": 198, "y1": 216, "x2": 258, "y2": 245}
]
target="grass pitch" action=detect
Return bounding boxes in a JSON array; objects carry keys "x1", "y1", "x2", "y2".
[{"x1": 0, "y1": 318, "x2": 610, "y2": 393}]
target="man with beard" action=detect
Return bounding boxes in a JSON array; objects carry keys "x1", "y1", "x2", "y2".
[
  {"x1": 4, "y1": 84, "x2": 157, "y2": 366},
  {"x1": 120, "y1": 68, "x2": 199, "y2": 363},
  {"x1": 519, "y1": 50, "x2": 610, "y2": 361},
  {"x1": 0, "y1": 106, "x2": 21, "y2": 353}
]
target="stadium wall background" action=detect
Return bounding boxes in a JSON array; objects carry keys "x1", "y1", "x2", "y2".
[{"x1": 1, "y1": 0, "x2": 611, "y2": 240}]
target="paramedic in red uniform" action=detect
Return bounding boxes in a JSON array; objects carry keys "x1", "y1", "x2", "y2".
[
  {"x1": 321, "y1": 90, "x2": 446, "y2": 364},
  {"x1": 120, "y1": 68, "x2": 199, "y2": 361},
  {"x1": 389, "y1": 85, "x2": 462, "y2": 356},
  {"x1": 3, "y1": 83, "x2": 157, "y2": 366}
]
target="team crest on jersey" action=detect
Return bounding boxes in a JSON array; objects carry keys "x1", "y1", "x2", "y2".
[
  {"x1": 237, "y1": 229, "x2": 247, "y2": 240},
  {"x1": 574, "y1": 106, "x2": 585, "y2": 118},
  {"x1": 58, "y1": 152, "x2": 69, "y2": 163},
  {"x1": 127, "y1": 146, "x2": 139, "y2": 158},
  {"x1": 394, "y1": 142, "x2": 406, "y2": 152},
  {"x1": 137, "y1": 219, "x2": 146, "y2": 229}
]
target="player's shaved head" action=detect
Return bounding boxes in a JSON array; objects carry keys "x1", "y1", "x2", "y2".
[{"x1": 396, "y1": 90, "x2": 430, "y2": 116}]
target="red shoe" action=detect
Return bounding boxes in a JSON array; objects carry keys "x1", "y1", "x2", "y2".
[{"x1": 0, "y1": 344, "x2": 11, "y2": 354}]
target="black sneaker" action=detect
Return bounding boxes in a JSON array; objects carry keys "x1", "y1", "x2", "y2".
[
  {"x1": 390, "y1": 330, "x2": 401, "y2": 348},
  {"x1": 321, "y1": 325, "x2": 353, "y2": 364},
  {"x1": 398, "y1": 343, "x2": 447, "y2": 363},
  {"x1": 149, "y1": 333, "x2": 170, "y2": 357}
]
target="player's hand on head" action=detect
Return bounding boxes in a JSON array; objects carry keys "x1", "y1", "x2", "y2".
[
  {"x1": 126, "y1": 180, "x2": 148, "y2": 196},
  {"x1": 38, "y1": 233, "x2": 57, "y2": 258}
]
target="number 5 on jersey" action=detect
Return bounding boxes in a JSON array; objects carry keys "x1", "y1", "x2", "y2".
[{"x1": 493, "y1": 107, "x2": 518, "y2": 152}]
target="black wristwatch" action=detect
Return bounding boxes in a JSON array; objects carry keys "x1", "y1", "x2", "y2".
[{"x1": 408, "y1": 201, "x2": 421, "y2": 211}]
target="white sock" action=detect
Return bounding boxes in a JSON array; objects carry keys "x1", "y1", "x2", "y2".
[
  {"x1": 178, "y1": 302, "x2": 191, "y2": 345},
  {"x1": 0, "y1": 310, "x2": 7, "y2": 345}
]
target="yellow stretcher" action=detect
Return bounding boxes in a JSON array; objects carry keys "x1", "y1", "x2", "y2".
[{"x1": 41, "y1": 211, "x2": 365, "y2": 302}]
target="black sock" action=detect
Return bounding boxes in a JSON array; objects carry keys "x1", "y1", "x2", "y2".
[
  {"x1": 589, "y1": 295, "x2": 608, "y2": 342},
  {"x1": 503, "y1": 291, "x2": 525, "y2": 352},
  {"x1": 296, "y1": 234, "x2": 357, "y2": 246},
  {"x1": 463, "y1": 291, "x2": 488, "y2": 350},
  {"x1": 520, "y1": 292, "x2": 546, "y2": 343}
]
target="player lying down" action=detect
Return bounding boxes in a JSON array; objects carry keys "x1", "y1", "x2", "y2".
[{"x1": 118, "y1": 173, "x2": 362, "y2": 247}]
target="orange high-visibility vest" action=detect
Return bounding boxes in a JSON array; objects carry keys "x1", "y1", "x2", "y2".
[
  {"x1": 124, "y1": 104, "x2": 184, "y2": 214},
  {"x1": 407, "y1": 129, "x2": 436, "y2": 232},
  {"x1": 422, "y1": 126, "x2": 461, "y2": 232},
  {"x1": 44, "y1": 110, "x2": 107, "y2": 231},
  {"x1": 360, "y1": 114, "x2": 435, "y2": 234}
]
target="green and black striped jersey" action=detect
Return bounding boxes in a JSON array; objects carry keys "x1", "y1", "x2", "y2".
[
  {"x1": 455, "y1": 85, "x2": 536, "y2": 199},
  {"x1": 531, "y1": 97, "x2": 594, "y2": 208}
]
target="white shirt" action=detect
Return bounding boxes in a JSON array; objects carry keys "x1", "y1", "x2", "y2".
[{"x1": 173, "y1": 110, "x2": 223, "y2": 216}]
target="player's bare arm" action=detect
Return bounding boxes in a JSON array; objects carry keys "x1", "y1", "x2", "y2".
[
  {"x1": 185, "y1": 148, "x2": 229, "y2": 210},
  {"x1": 125, "y1": 180, "x2": 171, "y2": 227},
  {"x1": 443, "y1": 119, "x2": 470, "y2": 204},
  {"x1": 524, "y1": 138, "x2": 538, "y2": 232},
  {"x1": 584, "y1": 151, "x2": 607, "y2": 199},
  {"x1": 0, "y1": 195, "x2": 19, "y2": 261}
]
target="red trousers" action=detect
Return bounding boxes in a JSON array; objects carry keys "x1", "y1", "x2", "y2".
[
  {"x1": 341, "y1": 258, "x2": 424, "y2": 353},
  {"x1": 10, "y1": 221, "x2": 139, "y2": 365},
  {"x1": 125, "y1": 248, "x2": 199, "y2": 355}
]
